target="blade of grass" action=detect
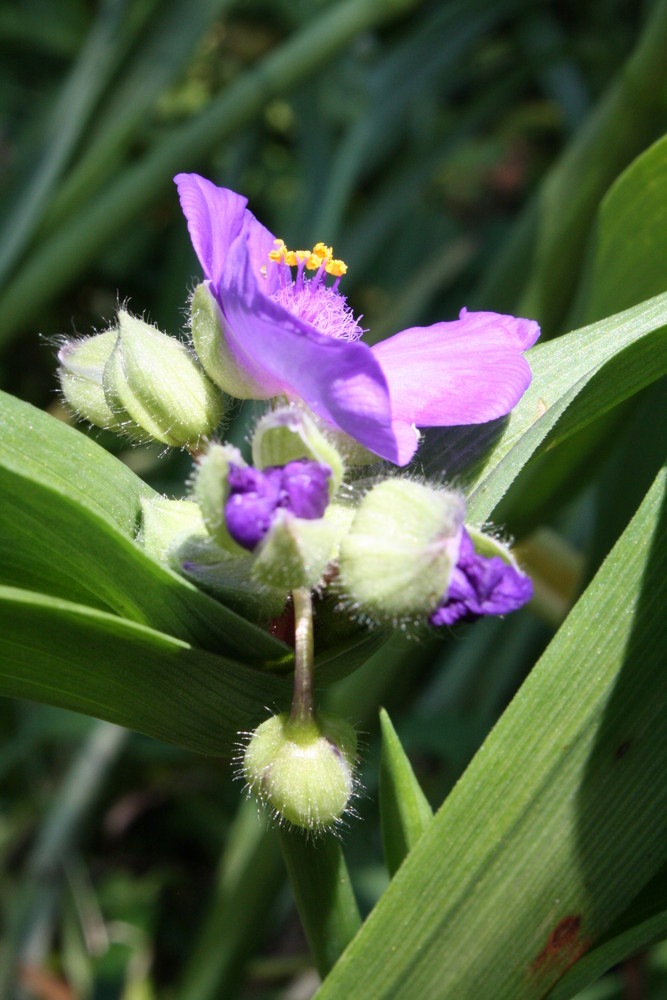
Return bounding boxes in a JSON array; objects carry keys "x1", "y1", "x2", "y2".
[
  {"x1": 315, "y1": 463, "x2": 667, "y2": 998},
  {"x1": 0, "y1": 0, "x2": 129, "y2": 285}
]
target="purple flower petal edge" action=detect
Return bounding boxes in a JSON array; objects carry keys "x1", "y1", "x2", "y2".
[{"x1": 430, "y1": 529, "x2": 533, "y2": 627}]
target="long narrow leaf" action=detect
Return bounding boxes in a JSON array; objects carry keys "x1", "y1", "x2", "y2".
[
  {"x1": 316, "y1": 463, "x2": 667, "y2": 998},
  {"x1": 0, "y1": 586, "x2": 291, "y2": 755}
]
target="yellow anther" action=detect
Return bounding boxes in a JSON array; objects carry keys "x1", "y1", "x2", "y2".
[
  {"x1": 267, "y1": 239, "x2": 348, "y2": 276},
  {"x1": 325, "y1": 259, "x2": 347, "y2": 277},
  {"x1": 312, "y1": 242, "x2": 333, "y2": 260},
  {"x1": 268, "y1": 239, "x2": 287, "y2": 263}
]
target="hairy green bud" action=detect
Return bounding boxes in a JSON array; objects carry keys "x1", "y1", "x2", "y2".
[
  {"x1": 337, "y1": 478, "x2": 465, "y2": 621},
  {"x1": 103, "y1": 310, "x2": 223, "y2": 447},
  {"x1": 57, "y1": 331, "x2": 141, "y2": 434},
  {"x1": 242, "y1": 712, "x2": 357, "y2": 832}
]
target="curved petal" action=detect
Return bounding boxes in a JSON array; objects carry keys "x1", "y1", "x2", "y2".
[
  {"x1": 371, "y1": 309, "x2": 539, "y2": 428},
  {"x1": 175, "y1": 174, "x2": 280, "y2": 296},
  {"x1": 219, "y1": 233, "x2": 407, "y2": 464},
  {"x1": 175, "y1": 173, "x2": 247, "y2": 290}
]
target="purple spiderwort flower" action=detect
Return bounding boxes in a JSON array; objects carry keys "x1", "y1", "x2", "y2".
[
  {"x1": 430, "y1": 529, "x2": 533, "y2": 627},
  {"x1": 175, "y1": 173, "x2": 540, "y2": 466},
  {"x1": 225, "y1": 459, "x2": 331, "y2": 551}
]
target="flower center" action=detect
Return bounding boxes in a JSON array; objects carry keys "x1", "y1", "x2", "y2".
[{"x1": 267, "y1": 240, "x2": 364, "y2": 342}]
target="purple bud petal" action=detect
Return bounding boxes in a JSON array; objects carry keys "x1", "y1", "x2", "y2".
[
  {"x1": 225, "y1": 465, "x2": 283, "y2": 550},
  {"x1": 280, "y1": 460, "x2": 331, "y2": 520},
  {"x1": 224, "y1": 460, "x2": 331, "y2": 551},
  {"x1": 430, "y1": 529, "x2": 533, "y2": 627}
]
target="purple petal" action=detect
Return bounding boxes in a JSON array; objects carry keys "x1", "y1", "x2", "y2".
[
  {"x1": 430, "y1": 529, "x2": 533, "y2": 626},
  {"x1": 280, "y1": 460, "x2": 331, "y2": 519},
  {"x1": 225, "y1": 465, "x2": 283, "y2": 550},
  {"x1": 174, "y1": 174, "x2": 279, "y2": 295},
  {"x1": 224, "y1": 460, "x2": 332, "y2": 551},
  {"x1": 218, "y1": 233, "x2": 410, "y2": 464},
  {"x1": 371, "y1": 309, "x2": 540, "y2": 429}
]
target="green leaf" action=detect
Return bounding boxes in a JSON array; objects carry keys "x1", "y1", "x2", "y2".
[
  {"x1": 424, "y1": 292, "x2": 667, "y2": 524},
  {"x1": 379, "y1": 708, "x2": 433, "y2": 878},
  {"x1": 0, "y1": 388, "x2": 152, "y2": 536},
  {"x1": 0, "y1": 391, "x2": 288, "y2": 662},
  {"x1": 583, "y1": 133, "x2": 667, "y2": 323},
  {"x1": 550, "y1": 863, "x2": 667, "y2": 998},
  {"x1": 315, "y1": 463, "x2": 667, "y2": 999},
  {"x1": 278, "y1": 827, "x2": 361, "y2": 979},
  {"x1": 0, "y1": 586, "x2": 291, "y2": 755}
]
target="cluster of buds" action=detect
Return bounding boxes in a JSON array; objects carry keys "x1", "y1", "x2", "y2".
[
  {"x1": 58, "y1": 309, "x2": 223, "y2": 449},
  {"x1": 57, "y1": 305, "x2": 533, "y2": 835}
]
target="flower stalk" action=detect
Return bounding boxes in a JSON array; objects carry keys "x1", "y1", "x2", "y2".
[{"x1": 290, "y1": 586, "x2": 315, "y2": 726}]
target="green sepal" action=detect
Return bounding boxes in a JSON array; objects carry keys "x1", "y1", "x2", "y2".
[
  {"x1": 252, "y1": 510, "x2": 340, "y2": 591},
  {"x1": 190, "y1": 283, "x2": 265, "y2": 398},
  {"x1": 140, "y1": 497, "x2": 207, "y2": 562},
  {"x1": 58, "y1": 330, "x2": 136, "y2": 433},
  {"x1": 191, "y1": 441, "x2": 247, "y2": 554},
  {"x1": 251, "y1": 405, "x2": 345, "y2": 495},
  {"x1": 379, "y1": 708, "x2": 433, "y2": 878},
  {"x1": 465, "y1": 525, "x2": 523, "y2": 569}
]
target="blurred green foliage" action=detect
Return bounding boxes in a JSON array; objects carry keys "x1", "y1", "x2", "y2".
[{"x1": 1, "y1": 0, "x2": 666, "y2": 997}]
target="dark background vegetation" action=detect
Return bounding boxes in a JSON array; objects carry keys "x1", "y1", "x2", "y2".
[{"x1": 1, "y1": 0, "x2": 666, "y2": 996}]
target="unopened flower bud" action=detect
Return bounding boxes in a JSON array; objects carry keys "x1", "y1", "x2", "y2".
[
  {"x1": 191, "y1": 283, "x2": 265, "y2": 397},
  {"x1": 57, "y1": 331, "x2": 141, "y2": 435},
  {"x1": 103, "y1": 310, "x2": 223, "y2": 447},
  {"x1": 242, "y1": 712, "x2": 357, "y2": 832},
  {"x1": 429, "y1": 526, "x2": 533, "y2": 626},
  {"x1": 252, "y1": 406, "x2": 344, "y2": 494},
  {"x1": 337, "y1": 478, "x2": 465, "y2": 622}
]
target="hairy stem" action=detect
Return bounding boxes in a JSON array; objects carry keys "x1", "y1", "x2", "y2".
[{"x1": 290, "y1": 587, "x2": 315, "y2": 726}]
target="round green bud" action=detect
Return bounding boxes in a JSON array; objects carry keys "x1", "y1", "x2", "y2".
[
  {"x1": 251, "y1": 406, "x2": 345, "y2": 495},
  {"x1": 337, "y1": 478, "x2": 465, "y2": 622},
  {"x1": 242, "y1": 712, "x2": 357, "y2": 832},
  {"x1": 103, "y1": 310, "x2": 223, "y2": 447},
  {"x1": 57, "y1": 331, "x2": 143, "y2": 435}
]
